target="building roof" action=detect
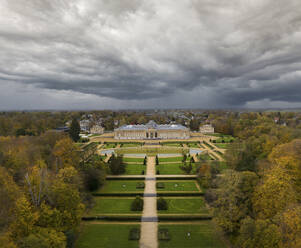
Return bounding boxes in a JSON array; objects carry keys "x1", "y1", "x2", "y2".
[{"x1": 115, "y1": 120, "x2": 188, "y2": 131}]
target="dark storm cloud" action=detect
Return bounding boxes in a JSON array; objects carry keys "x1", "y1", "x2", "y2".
[{"x1": 1, "y1": 0, "x2": 301, "y2": 108}]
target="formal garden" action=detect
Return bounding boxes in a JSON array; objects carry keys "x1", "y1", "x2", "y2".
[{"x1": 76, "y1": 141, "x2": 227, "y2": 248}]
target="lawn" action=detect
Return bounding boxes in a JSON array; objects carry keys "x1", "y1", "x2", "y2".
[
  {"x1": 187, "y1": 143, "x2": 199, "y2": 148},
  {"x1": 96, "y1": 180, "x2": 145, "y2": 193},
  {"x1": 90, "y1": 197, "x2": 141, "y2": 215},
  {"x1": 116, "y1": 147, "x2": 189, "y2": 156},
  {"x1": 214, "y1": 143, "x2": 230, "y2": 149},
  {"x1": 123, "y1": 157, "x2": 145, "y2": 163},
  {"x1": 125, "y1": 164, "x2": 145, "y2": 175},
  {"x1": 121, "y1": 143, "x2": 142, "y2": 148},
  {"x1": 158, "y1": 223, "x2": 225, "y2": 248},
  {"x1": 158, "y1": 197, "x2": 209, "y2": 214},
  {"x1": 157, "y1": 163, "x2": 184, "y2": 175},
  {"x1": 76, "y1": 224, "x2": 140, "y2": 248},
  {"x1": 214, "y1": 135, "x2": 235, "y2": 143},
  {"x1": 157, "y1": 163, "x2": 196, "y2": 175},
  {"x1": 104, "y1": 143, "x2": 116, "y2": 149},
  {"x1": 161, "y1": 143, "x2": 182, "y2": 147},
  {"x1": 159, "y1": 156, "x2": 183, "y2": 163},
  {"x1": 156, "y1": 181, "x2": 200, "y2": 192}
]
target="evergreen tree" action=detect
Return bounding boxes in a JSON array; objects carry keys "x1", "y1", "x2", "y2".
[{"x1": 69, "y1": 119, "x2": 80, "y2": 142}]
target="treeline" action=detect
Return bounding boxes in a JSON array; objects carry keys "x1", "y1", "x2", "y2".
[
  {"x1": 0, "y1": 112, "x2": 71, "y2": 136},
  {"x1": 0, "y1": 132, "x2": 106, "y2": 247},
  {"x1": 198, "y1": 114, "x2": 301, "y2": 247}
]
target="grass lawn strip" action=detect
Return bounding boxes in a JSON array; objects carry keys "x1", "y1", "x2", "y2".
[
  {"x1": 125, "y1": 164, "x2": 145, "y2": 175},
  {"x1": 158, "y1": 223, "x2": 226, "y2": 248},
  {"x1": 159, "y1": 156, "x2": 183, "y2": 163},
  {"x1": 123, "y1": 157, "x2": 145, "y2": 163},
  {"x1": 156, "y1": 181, "x2": 200, "y2": 192},
  {"x1": 157, "y1": 163, "x2": 196, "y2": 175},
  {"x1": 214, "y1": 143, "x2": 229, "y2": 149},
  {"x1": 76, "y1": 224, "x2": 140, "y2": 248},
  {"x1": 96, "y1": 180, "x2": 145, "y2": 193},
  {"x1": 90, "y1": 197, "x2": 142, "y2": 215},
  {"x1": 158, "y1": 197, "x2": 209, "y2": 214}
]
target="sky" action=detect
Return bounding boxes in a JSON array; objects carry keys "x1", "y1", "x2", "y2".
[{"x1": 1, "y1": 0, "x2": 301, "y2": 110}]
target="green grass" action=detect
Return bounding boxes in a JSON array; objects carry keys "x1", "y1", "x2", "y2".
[
  {"x1": 104, "y1": 143, "x2": 116, "y2": 148},
  {"x1": 123, "y1": 157, "x2": 145, "y2": 163},
  {"x1": 157, "y1": 163, "x2": 196, "y2": 175},
  {"x1": 187, "y1": 143, "x2": 199, "y2": 148},
  {"x1": 159, "y1": 156, "x2": 183, "y2": 163},
  {"x1": 157, "y1": 163, "x2": 184, "y2": 175},
  {"x1": 96, "y1": 180, "x2": 145, "y2": 193},
  {"x1": 158, "y1": 223, "x2": 226, "y2": 248},
  {"x1": 121, "y1": 143, "x2": 142, "y2": 148},
  {"x1": 215, "y1": 136, "x2": 234, "y2": 143},
  {"x1": 76, "y1": 224, "x2": 139, "y2": 248},
  {"x1": 214, "y1": 143, "x2": 230, "y2": 149},
  {"x1": 90, "y1": 197, "x2": 141, "y2": 215},
  {"x1": 161, "y1": 143, "x2": 182, "y2": 147},
  {"x1": 116, "y1": 147, "x2": 189, "y2": 156},
  {"x1": 158, "y1": 197, "x2": 209, "y2": 214},
  {"x1": 156, "y1": 181, "x2": 200, "y2": 192},
  {"x1": 125, "y1": 164, "x2": 145, "y2": 175}
]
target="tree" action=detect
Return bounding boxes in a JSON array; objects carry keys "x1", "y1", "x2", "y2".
[
  {"x1": 180, "y1": 162, "x2": 192, "y2": 174},
  {"x1": 108, "y1": 155, "x2": 125, "y2": 175},
  {"x1": 131, "y1": 196, "x2": 143, "y2": 211},
  {"x1": 53, "y1": 138, "x2": 79, "y2": 170},
  {"x1": 0, "y1": 167, "x2": 21, "y2": 230},
  {"x1": 253, "y1": 164, "x2": 297, "y2": 219},
  {"x1": 157, "y1": 197, "x2": 168, "y2": 210},
  {"x1": 69, "y1": 119, "x2": 80, "y2": 142}
]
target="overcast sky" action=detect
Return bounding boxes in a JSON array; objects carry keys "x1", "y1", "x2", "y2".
[{"x1": 1, "y1": 0, "x2": 301, "y2": 110}]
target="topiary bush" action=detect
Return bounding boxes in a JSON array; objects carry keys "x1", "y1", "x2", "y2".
[
  {"x1": 158, "y1": 228, "x2": 170, "y2": 241},
  {"x1": 156, "y1": 182, "x2": 165, "y2": 189},
  {"x1": 128, "y1": 228, "x2": 140, "y2": 240},
  {"x1": 157, "y1": 197, "x2": 168, "y2": 210},
  {"x1": 131, "y1": 196, "x2": 144, "y2": 211},
  {"x1": 136, "y1": 182, "x2": 145, "y2": 189}
]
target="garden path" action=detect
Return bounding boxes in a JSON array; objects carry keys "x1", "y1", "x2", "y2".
[{"x1": 140, "y1": 156, "x2": 158, "y2": 248}]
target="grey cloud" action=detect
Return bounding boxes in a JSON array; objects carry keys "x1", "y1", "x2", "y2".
[{"x1": 0, "y1": 0, "x2": 301, "y2": 109}]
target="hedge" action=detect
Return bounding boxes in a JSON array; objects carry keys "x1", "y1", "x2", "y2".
[
  {"x1": 158, "y1": 215, "x2": 212, "y2": 221},
  {"x1": 82, "y1": 215, "x2": 142, "y2": 221}
]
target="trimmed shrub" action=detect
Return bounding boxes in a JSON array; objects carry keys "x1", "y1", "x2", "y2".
[
  {"x1": 131, "y1": 196, "x2": 143, "y2": 211},
  {"x1": 129, "y1": 228, "x2": 140, "y2": 240},
  {"x1": 136, "y1": 182, "x2": 145, "y2": 189},
  {"x1": 156, "y1": 182, "x2": 165, "y2": 189},
  {"x1": 158, "y1": 228, "x2": 171, "y2": 241},
  {"x1": 157, "y1": 197, "x2": 168, "y2": 210}
]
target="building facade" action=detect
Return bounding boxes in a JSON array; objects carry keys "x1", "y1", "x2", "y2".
[
  {"x1": 199, "y1": 124, "x2": 214, "y2": 134},
  {"x1": 90, "y1": 125, "x2": 104, "y2": 134},
  {"x1": 114, "y1": 120, "x2": 190, "y2": 140}
]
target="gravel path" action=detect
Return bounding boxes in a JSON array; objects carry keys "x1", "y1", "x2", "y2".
[{"x1": 140, "y1": 156, "x2": 158, "y2": 248}]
